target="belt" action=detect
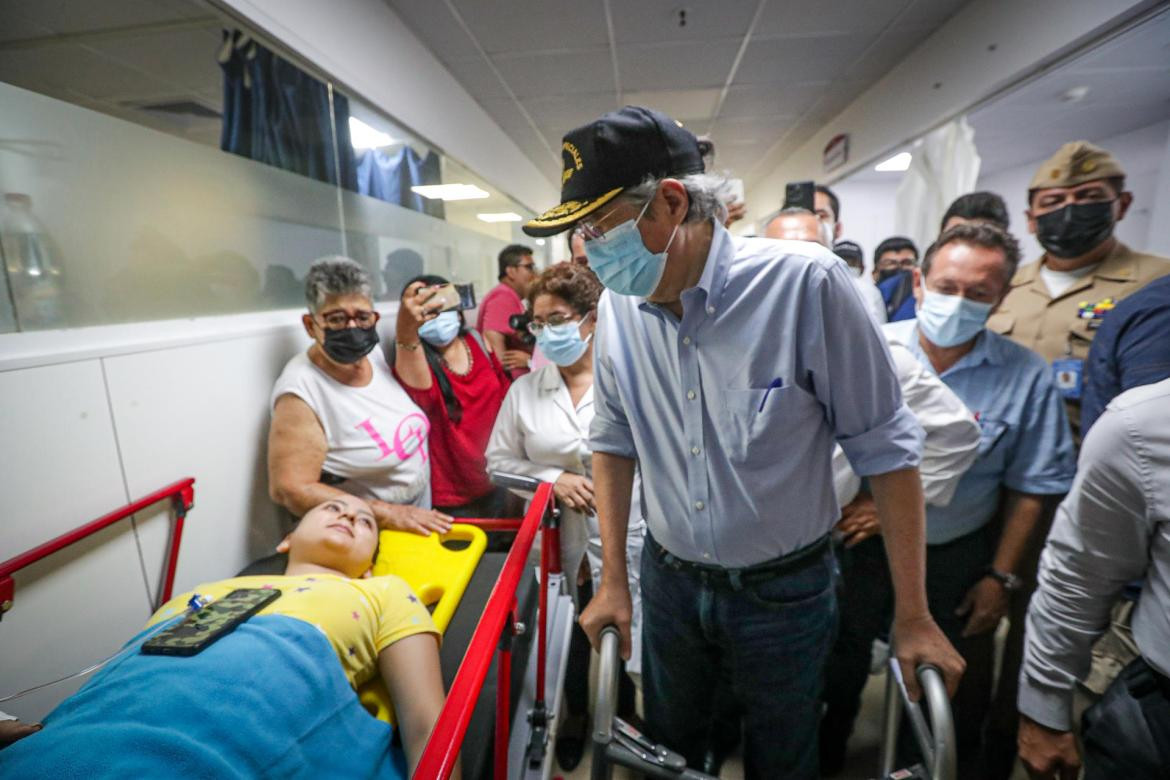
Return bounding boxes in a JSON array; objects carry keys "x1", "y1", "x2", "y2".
[{"x1": 646, "y1": 533, "x2": 831, "y2": 590}]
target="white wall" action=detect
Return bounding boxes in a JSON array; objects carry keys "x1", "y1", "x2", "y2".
[
  {"x1": 215, "y1": 0, "x2": 558, "y2": 214},
  {"x1": 0, "y1": 313, "x2": 305, "y2": 720},
  {"x1": 745, "y1": 0, "x2": 1151, "y2": 222},
  {"x1": 830, "y1": 179, "x2": 903, "y2": 274}
]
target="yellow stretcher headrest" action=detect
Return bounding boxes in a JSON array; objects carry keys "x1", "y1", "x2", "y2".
[{"x1": 358, "y1": 523, "x2": 487, "y2": 723}]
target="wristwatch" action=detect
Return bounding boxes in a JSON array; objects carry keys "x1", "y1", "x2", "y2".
[{"x1": 984, "y1": 567, "x2": 1022, "y2": 592}]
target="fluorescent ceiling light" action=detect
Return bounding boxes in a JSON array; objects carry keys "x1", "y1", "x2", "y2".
[
  {"x1": 874, "y1": 152, "x2": 912, "y2": 172},
  {"x1": 535, "y1": 238, "x2": 546, "y2": 246},
  {"x1": 477, "y1": 212, "x2": 523, "y2": 223},
  {"x1": 412, "y1": 183, "x2": 491, "y2": 201},
  {"x1": 348, "y1": 117, "x2": 394, "y2": 149}
]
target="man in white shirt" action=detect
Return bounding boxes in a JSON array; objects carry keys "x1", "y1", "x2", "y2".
[{"x1": 1018, "y1": 378, "x2": 1170, "y2": 780}]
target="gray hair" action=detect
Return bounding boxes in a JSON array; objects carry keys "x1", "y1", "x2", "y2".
[
  {"x1": 304, "y1": 256, "x2": 372, "y2": 312},
  {"x1": 616, "y1": 171, "x2": 733, "y2": 225}
]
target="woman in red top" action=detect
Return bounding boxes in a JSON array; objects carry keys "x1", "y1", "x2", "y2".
[{"x1": 394, "y1": 274, "x2": 510, "y2": 517}]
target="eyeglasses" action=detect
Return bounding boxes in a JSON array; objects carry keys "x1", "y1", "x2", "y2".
[
  {"x1": 317, "y1": 308, "x2": 379, "y2": 330},
  {"x1": 527, "y1": 313, "x2": 578, "y2": 336},
  {"x1": 576, "y1": 197, "x2": 651, "y2": 243},
  {"x1": 516, "y1": 262, "x2": 536, "y2": 271}
]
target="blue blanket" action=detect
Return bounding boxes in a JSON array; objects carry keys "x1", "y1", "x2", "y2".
[{"x1": 0, "y1": 615, "x2": 406, "y2": 778}]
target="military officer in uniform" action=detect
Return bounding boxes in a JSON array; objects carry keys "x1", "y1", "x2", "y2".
[{"x1": 988, "y1": 140, "x2": 1170, "y2": 437}]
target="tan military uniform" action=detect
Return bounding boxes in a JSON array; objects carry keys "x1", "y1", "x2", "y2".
[{"x1": 989, "y1": 241, "x2": 1170, "y2": 431}]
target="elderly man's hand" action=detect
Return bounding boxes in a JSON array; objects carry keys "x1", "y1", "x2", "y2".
[
  {"x1": 1018, "y1": 715, "x2": 1080, "y2": 780},
  {"x1": 892, "y1": 613, "x2": 966, "y2": 700},
  {"x1": 579, "y1": 579, "x2": 633, "y2": 661},
  {"x1": 379, "y1": 504, "x2": 453, "y2": 536}
]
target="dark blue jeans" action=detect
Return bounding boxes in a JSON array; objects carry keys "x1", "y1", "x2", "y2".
[{"x1": 640, "y1": 536, "x2": 837, "y2": 779}]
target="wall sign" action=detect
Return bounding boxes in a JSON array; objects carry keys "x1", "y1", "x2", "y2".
[{"x1": 823, "y1": 133, "x2": 849, "y2": 172}]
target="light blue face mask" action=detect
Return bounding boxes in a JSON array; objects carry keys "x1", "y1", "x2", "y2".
[
  {"x1": 917, "y1": 279, "x2": 993, "y2": 348},
  {"x1": 418, "y1": 310, "x2": 461, "y2": 346},
  {"x1": 535, "y1": 318, "x2": 592, "y2": 367},
  {"x1": 584, "y1": 199, "x2": 680, "y2": 297}
]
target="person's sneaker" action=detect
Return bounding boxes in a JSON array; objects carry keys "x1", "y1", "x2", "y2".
[{"x1": 555, "y1": 712, "x2": 589, "y2": 771}]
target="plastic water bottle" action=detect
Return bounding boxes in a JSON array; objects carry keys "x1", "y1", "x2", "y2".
[{"x1": 1, "y1": 193, "x2": 64, "y2": 329}]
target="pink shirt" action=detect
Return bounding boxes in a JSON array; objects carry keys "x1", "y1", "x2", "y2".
[{"x1": 477, "y1": 282, "x2": 531, "y2": 379}]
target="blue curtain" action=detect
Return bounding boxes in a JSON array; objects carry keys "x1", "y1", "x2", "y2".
[
  {"x1": 355, "y1": 146, "x2": 445, "y2": 219},
  {"x1": 219, "y1": 30, "x2": 356, "y2": 190}
]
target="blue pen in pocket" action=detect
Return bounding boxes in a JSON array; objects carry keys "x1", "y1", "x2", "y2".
[{"x1": 758, "y1": 377, "x2": 784, "y2": 412}]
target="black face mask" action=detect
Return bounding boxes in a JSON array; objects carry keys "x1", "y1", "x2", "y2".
[
  {"x1": 321, "y1": 326, "x2": 379, "y2": 364},
  {"x1": 1035, "y1": 201, "x2": 1115, "y2": 259},
  {"x1": 877, "y1": 267, "x2": 912, "y2": 285}
]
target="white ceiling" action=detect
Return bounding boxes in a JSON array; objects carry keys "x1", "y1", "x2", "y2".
[
  {"x1": 843, "y1": 8, "x2": 1170, "y2": 185},
  {"x1": 968, "y1": 8, "x2": 1170, "y2": 177},
  {"x1": 387, "y1": 0, "x2": 971, "y2": 189}
]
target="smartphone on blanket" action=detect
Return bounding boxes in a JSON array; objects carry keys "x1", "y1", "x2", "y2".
[{"x1": 141, "y1": 588, "x2": 282, "y2": 657}]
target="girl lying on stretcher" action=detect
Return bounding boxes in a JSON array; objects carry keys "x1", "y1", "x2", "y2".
[{"x1": 0, "y1": 494, "x2": 455, "y2": 778}]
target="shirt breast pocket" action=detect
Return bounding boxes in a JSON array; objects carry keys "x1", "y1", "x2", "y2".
[
  {"x1": 976, "y1": 418, "x2": 1009, "y2": 458},
  {"x1": 720, "y1": 385, "x2": 815, "y2": 463}
]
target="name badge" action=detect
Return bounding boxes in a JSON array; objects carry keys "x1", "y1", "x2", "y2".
[{"x1": 1052, "y1": 358, "x2": 1083, "y2": 401}]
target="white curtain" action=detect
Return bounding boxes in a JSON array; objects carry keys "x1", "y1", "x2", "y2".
[{"x1": 895, "y1": 117, "x2": 981, "y2": 250}]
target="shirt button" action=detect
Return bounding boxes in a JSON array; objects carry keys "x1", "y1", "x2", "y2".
[
  {"x1": 682, "y1": 336, "x2": 691, "y2": 345},
  {"x1": 691, "y1": 446, "x2": 701, "y2": 455},
  {"x1": 695, "y1": 500, "x2": 705, "y2": 510},
  {"x1": 702, "y1": 552, "x2": 711, "y2": 560},
  {"x1": 706, "y1": 306, "x2": 715, "y2": 315},
  {"x1": 687, "y1": 390, "x2": 696, "y2": 400}
]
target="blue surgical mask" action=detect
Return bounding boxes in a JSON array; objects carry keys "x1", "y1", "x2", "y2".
[
  {"x1": 418, "y1": 310, "x2": 461, "y2": 346},
  {"x1": 917, "y1": 280, "x2": 993, "y2": 348},
  {"x1": 584, "y1": 199, "x2": 680, "y2": 297},
  {"x1": 536, "y1": 318, "x2": 592, "y2": 366}
]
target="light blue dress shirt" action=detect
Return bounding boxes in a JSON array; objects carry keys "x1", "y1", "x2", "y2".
[
  {"x1": 590, "y1": 222, "x2": 923, "y2": 567},
  {"x1": 885, "y1": 319, "x2": 1076, "y2": 545}
]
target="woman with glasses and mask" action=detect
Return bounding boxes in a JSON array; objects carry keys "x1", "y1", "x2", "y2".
[
  {"x1": 485, "y1": 262, "x2": 644, "y2": 770},
  {"x1": 395, "y1": 274, "x2": 511, "y2": 518},
  {"x1": 267, "y1": 257, "x2": 452, "y2": 540}
]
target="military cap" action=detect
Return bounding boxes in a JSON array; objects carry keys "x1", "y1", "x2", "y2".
[{"x1": 1028, "y1": 141, "x2": 1126, "y2": 191}]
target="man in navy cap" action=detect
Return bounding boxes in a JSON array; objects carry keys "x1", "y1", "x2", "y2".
[{"x1": 524, "y1": 106, "x2": 964, "y2": 778}]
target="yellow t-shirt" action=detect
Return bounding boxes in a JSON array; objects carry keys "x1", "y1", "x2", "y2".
[{"x1": 149, "y1": 573, "x2": 438, "y2": 689}]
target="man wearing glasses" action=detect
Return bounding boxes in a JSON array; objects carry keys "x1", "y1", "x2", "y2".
[
  {"x1": 477, "y1": 244, "x2": 539, "y2": 379},
  {"x1": 522, "y1": 106, "x2": 965, "y2": 778}
]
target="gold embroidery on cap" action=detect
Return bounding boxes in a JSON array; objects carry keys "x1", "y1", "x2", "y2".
[
  {"x1": 1081, "y1": 159, "x2": 1097, "y2": 174},
  {"x1": 561, "y1": 142, "x2": 584, "y2": 185},
  {"x1": 1050, "y1": 168, "x2": 1060, "y2": 180}
]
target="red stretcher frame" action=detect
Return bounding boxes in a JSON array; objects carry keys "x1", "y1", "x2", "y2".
[
  {"x1": 414, "y1": 480, "x2": 562, "y2": 780},
  {"x1": 0, "y1": 476, "x2": 561, "y2": 780},
  {"x1": 0, "y1": 477, "x2": 196, "y2": 620}
]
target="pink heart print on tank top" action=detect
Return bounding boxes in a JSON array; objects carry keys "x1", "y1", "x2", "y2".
[{"x1": 355, "y1": 413, "x2": 430, "y2": 464}]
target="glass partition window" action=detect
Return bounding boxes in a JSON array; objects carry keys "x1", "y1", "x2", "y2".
[{"x1": 0, "y1": 0, "x2": 536, "y2": 333}]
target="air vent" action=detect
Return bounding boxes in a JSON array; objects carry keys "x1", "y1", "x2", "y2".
[{"x1": 127, "y1": 100, "x2": 221, "y2": 119}]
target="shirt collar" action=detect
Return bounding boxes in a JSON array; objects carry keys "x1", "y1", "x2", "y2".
[
  {"x1": 537, "y1": 363, "x2": 563, "y2": 393},
  {"x1": 636, "y1": 219, "x2": 732, "y2": 317}
]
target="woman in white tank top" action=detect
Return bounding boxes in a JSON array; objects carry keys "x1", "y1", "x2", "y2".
[{"x1": 268, "y1": 257, "x2": 453, "y2": 536}]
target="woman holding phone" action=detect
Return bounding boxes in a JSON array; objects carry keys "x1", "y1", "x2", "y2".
[{"x1": 395, "y1": 274, "x2": 511, "y2": 518}]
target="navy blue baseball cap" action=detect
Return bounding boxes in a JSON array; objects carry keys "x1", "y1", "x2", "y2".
[{"x1": 523, "y1": 106, "x2": 705, "y2": 237}]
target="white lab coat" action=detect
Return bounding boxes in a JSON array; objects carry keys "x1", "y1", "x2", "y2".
[{"x1": 486, "y1": 363, "x2": 645, "y2": 673}]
